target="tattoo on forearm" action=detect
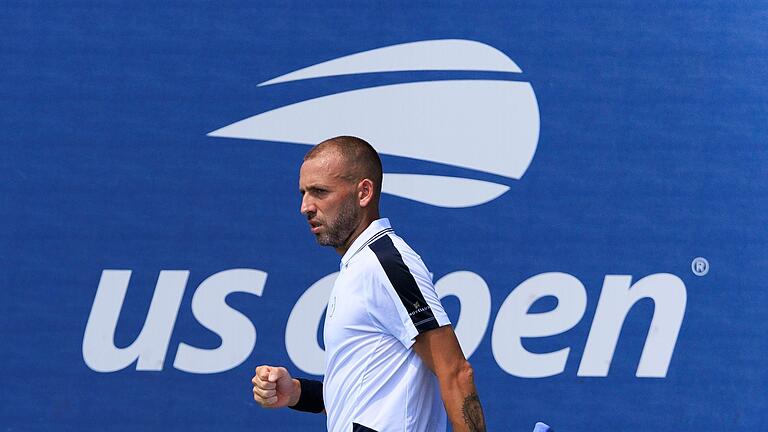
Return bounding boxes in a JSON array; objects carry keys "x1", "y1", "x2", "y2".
[{"x1": 461, "y1": 392, "x2": 486, "y2": 432}]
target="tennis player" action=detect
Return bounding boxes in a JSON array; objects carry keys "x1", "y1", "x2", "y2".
[{"x1": 252, "y1": 136, "x2": 486, "y2": 432}]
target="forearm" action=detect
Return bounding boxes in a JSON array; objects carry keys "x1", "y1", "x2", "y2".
[{"x1": 438, "y1": 363, "x2": 486, "y2": 432}]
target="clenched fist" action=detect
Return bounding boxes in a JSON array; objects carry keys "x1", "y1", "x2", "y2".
[{"x1": 252, "y1": 365, "x2": 301, "y2": 408}]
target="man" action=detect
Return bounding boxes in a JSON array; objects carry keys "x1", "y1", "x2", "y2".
[{"x1": 252, "y1": 136, "x2": 486, "y2": 432}]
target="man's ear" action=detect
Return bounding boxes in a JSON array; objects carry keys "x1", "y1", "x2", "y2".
[{"x1": 358, "y1": 178, "x2": 374, "y2": 207}]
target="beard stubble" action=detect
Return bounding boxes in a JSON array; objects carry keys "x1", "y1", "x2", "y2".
[{"x1": 316, "y1": 194, "x2": 360, "y2": 249}]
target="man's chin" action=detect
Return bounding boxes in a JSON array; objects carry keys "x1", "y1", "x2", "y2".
[{"x1": 314, "y1": 234, "x2": 334, "y2": 247}]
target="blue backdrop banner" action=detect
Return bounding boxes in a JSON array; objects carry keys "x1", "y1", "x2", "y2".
[{"x1": 2, "y1": 2, "x2": 766, "y2": 431}]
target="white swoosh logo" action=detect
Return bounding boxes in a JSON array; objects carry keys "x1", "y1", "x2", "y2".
[
  {"x1": 382, "y1": 174, "x2": 509, "y2": 208},
  {"x1": 258, "y1": 39, "x2": 521, "y2": 86},
  {"x1": 208, "y1": 39, "x2": 540, "y2": 208}
]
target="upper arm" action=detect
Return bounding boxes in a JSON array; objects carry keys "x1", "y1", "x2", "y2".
[
  {"x1": 367, "y1": 236, "x2": 451, "y2": 347},
  {"x1": 413, "y1": 325, "x2": 470, "y2": 379}
]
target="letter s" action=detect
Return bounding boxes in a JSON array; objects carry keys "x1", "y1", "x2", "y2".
[{"x1": 173, "y1": 269, "x2": 266, "y2": 374}]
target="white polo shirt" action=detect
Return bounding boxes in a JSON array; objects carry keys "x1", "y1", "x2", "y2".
[{"x1": 323, "y1": 218, "x2": 451, "y2": 432}]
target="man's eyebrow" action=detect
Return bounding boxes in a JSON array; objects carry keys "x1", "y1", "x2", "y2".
[{"x1": 301, "y1": 184, "x2": 329, "y2": 193}]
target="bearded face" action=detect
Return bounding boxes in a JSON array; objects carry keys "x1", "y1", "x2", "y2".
[
  {"x1": 299, "y1": 153, "x2": 364, "y2": 252},
  {"x1": 312, "y1": 191, "x2": 360, "y2": 248}
]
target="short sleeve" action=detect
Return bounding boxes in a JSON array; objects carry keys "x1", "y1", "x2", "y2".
[{"x1": 367, "y1": 235, "x2": 451, "y2": 348}]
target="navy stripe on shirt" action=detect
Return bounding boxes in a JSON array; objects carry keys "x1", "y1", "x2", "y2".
[
  {"x1": 352, "y1": 423, "x2": 378, "y2": 432},
  {"x1": 369, "y1": 235, "x2": 439, "y2": 333},
  {"x1": 350, "y1": 228, "x2": 393, "y2": 260}
]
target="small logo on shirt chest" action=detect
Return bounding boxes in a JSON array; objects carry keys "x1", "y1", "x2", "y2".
[{"x1": 327, "y1": 296, "x2": 337, "y2": 319}]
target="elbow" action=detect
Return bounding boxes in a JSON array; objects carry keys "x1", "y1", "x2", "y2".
[
  {"x1": 458, "y1": 360, "x2": 475, "y2": 386},
  {"x1": 441, "y1": 359, "x2": 475, "y2": 389}
]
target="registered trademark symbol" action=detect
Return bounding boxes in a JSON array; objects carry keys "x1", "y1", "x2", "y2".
[{"x1": 691, "y1": 257, "x2": 709, "y2": 276}]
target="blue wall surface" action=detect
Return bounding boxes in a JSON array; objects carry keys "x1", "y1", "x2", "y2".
[{"x1": 2, "y1": 2, "x2": 766, "y2": 431}]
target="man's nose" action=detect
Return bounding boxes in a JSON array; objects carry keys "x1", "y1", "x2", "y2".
[{"x1": 300, "y1": 195, "x2": 315, "y2": 216}]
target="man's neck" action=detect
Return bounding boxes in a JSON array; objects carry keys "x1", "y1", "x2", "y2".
[{"x1": 335, "y1": 213, "x2": 380, "y2": 256}]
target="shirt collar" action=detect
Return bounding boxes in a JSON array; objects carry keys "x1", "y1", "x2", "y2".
[{"x1": 340, "y1": 218, "x2": 393, "y2": 268}]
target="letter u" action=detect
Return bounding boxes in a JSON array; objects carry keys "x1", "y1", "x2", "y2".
[{"x1": 82, "y1": 270, "x2": 187, "y2": 372}]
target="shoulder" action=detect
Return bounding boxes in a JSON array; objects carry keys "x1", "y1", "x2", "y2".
[{"x1": 368, "y1": 233, "x2": 430, "y2": 280}]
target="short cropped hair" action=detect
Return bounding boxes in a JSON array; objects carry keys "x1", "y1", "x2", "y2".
[{"x1": 304, "y1": 136, "x2": 383, "y2": 198}]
